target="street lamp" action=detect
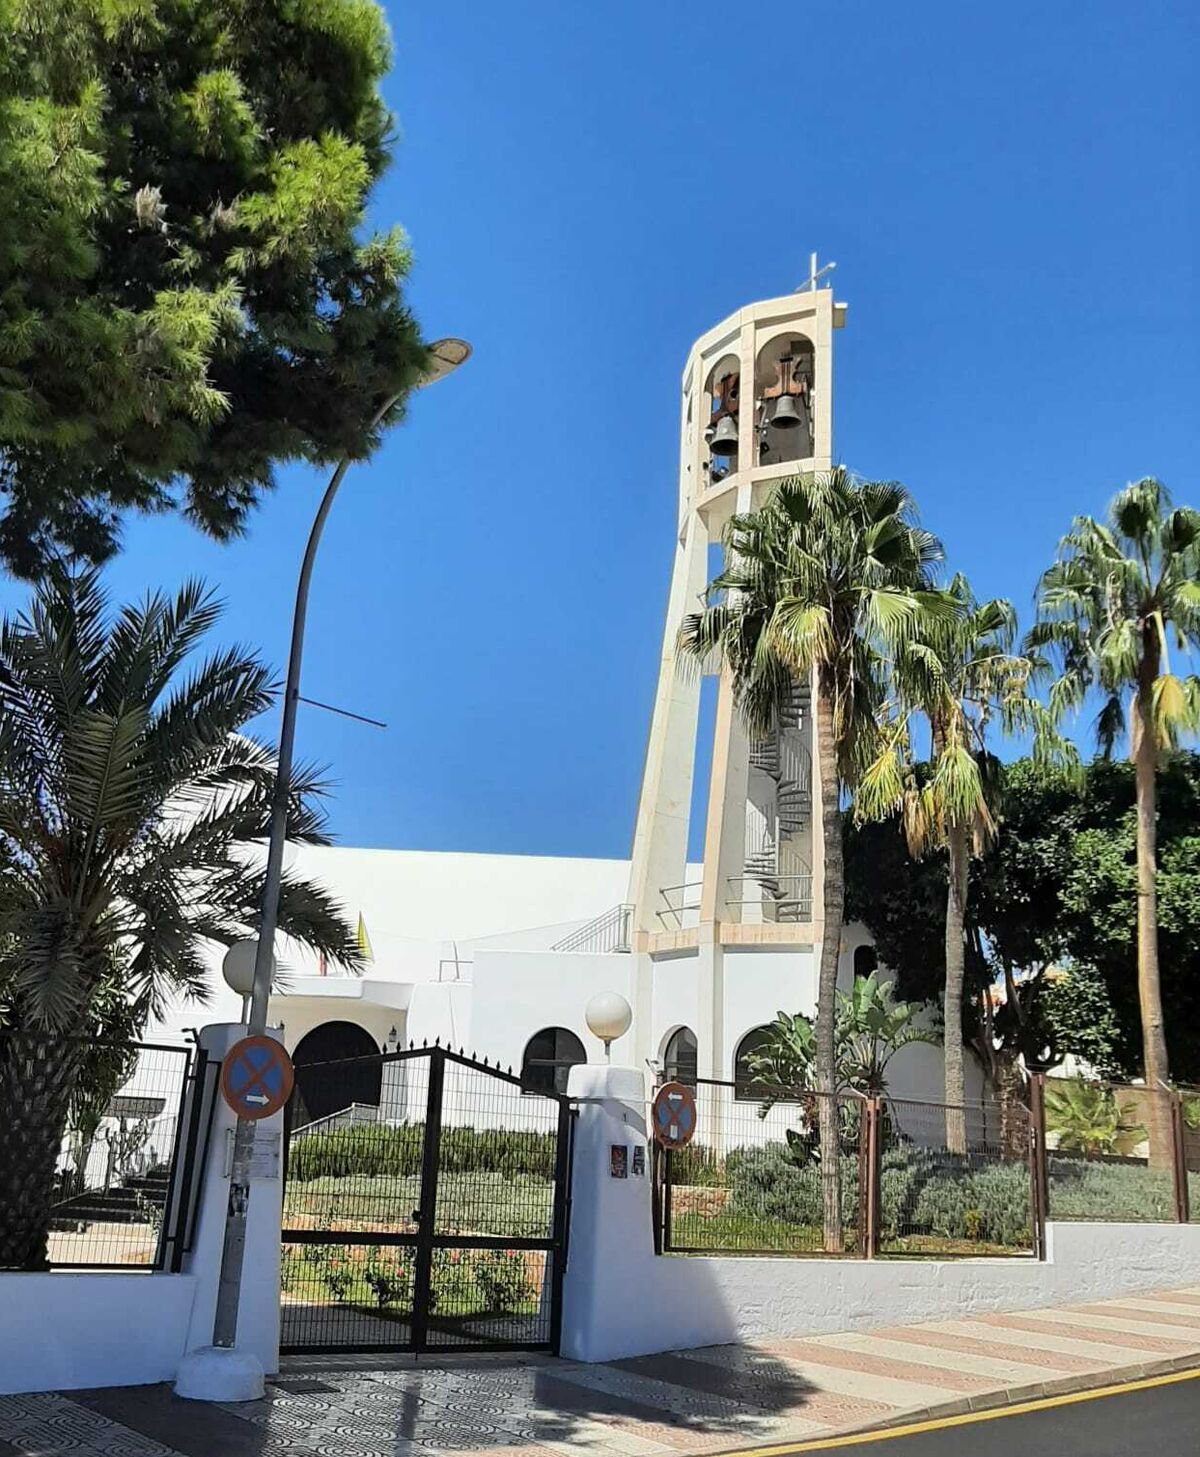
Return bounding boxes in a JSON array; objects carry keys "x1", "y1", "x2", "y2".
[
  {"x1": 201, "y1": 338, "x2": 471, "y2": 1393},
  {"x1": 221, "y1": 939, "x2": 277, "y2": 1023},
  {"x1": 586, "y1": 992, "x2": 633, "y2": 1062}
]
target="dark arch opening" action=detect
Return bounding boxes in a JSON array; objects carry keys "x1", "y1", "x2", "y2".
[
  {"x1": 521, "y1": 1027, "x2": 586, "y2": 1096},
  {"x1": 733, "y1": 1025, "x2": 774, "y2": 1099},
  {"x1": 663, "y1": 1026, "x2": 698, "y2": 1087},
  {"x1": 291, "y1": 1020, "x2": 381, "y2": 1128},
  {"x1": 854, "y1": 944, "x2": 879, "y2": 979}
]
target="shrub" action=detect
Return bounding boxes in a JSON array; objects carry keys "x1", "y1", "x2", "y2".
[
  {"x1": 669, "y1": 1143, "x2": 725, "y2": 1187},
  {"x1": 288, "y1": 1123, "x2": 558, "y2": 1181},
  {"x1": 363, "y1": 1253, "x2": 414, "y2": 1310},
  {"x1": 726, "y1": 1143, "x2": 862, "y2": 1229},
  {"x1": 472, "y1": 1250, "x2": 534, "y2": 1313},
  {"x1": 909, "y1": 1161, "x2": 1032, "y2": 1246},
  {"x1": 1047, "y1": 1155, "x2": 1175, "y2": 1221}
]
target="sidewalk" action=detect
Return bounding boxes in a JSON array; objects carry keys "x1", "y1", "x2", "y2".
[{"x1": 4, "y1": 1287, "x2": 1200, "y2": 1457}]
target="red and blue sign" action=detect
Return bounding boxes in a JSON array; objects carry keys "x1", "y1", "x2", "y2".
[
  {"x1": 652, "y1": 1081, "x2": 697, "y2": 1149},
  {"x1": 221, "y1": 1035, "x2": 295, "y2": 1121}
]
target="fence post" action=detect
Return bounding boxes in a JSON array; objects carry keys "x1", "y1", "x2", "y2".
[
  {"x1": 863, "y1": 1096, "x2": 882, "y2": 1259},
  {"x1": 410, "y1": 1046, "x2": 445, "y2": 1354},
  {"x1": 1028, "y1": 1072, "x2": 1049, "y2": 1260},
  {"x1": 1170, "y1": 1090, "x2": 1190, "y2": 1225}
]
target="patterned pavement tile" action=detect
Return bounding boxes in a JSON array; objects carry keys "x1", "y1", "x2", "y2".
[{"x1": 8, "y1": 1285, "x2": 1200, "y2": 1457}]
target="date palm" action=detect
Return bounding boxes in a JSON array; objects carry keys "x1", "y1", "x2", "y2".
[
  {"x1": 1029, "y1": 479, "x2": 1200, "y2": 1131},
  {"x1": 858, "y1": 574, "x2": 1073, "y2": 1149},
  {"x1": 0, "y1": 567, "x2": 360, "y2": 1268},
  {"x1": 679, "y1": 468, "x2": 944, "y2": 1249}
]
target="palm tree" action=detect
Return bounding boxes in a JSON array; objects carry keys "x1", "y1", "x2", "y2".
[
  {"x1": 0, "y1": 567, "x2": 359, "y2": 1269},
  {"x1": 1029, "y1": 479, "x2": 1200, "y2": 1136},
  {"x1": 857, "y1": 574, "x2": 1073, "y2": 1150},
  {"x1": 678, "y1": 468, "x2": 944, "y2": 1249}
]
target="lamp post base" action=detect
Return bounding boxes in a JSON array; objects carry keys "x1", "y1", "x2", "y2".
[{"x1": 174, "y1": 1346, "x2": 265, "y2": 1402}]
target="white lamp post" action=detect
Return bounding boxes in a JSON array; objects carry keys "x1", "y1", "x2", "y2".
[
  {"x1": 585, "y1": 992, "x2": 632, "y2": 1062},
  {"x1": 221, "y1": 939, "x2": 277, "y2": 1024}
]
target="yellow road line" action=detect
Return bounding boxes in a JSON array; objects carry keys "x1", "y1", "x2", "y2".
[{"x1": 722, "y1": 1365, "x2": 1200, "y2": 1455}]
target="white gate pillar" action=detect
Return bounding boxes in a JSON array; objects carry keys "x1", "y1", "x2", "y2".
[{"x1": 175, "y1": 1023, "x2": 285, "y2": 1397}]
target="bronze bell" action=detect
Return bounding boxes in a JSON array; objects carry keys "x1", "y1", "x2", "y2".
[
  {"x1": 771, "y1": 394, "x2": 803, "y2": 430},
  {"x1": 710, "y1": 415, "x2": 739, "y2": 457}
]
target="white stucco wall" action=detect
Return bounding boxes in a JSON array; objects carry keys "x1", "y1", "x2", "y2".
[
  {"x1": 470, "y1": 948, "x2": 637, "y2": 1073},
  {"x1": 562, "y1": 1065, "x2": 1200, "y2": 1363},
  {"x1": 0, "y1": 1273, "x2": 199, "y2": 1394}
]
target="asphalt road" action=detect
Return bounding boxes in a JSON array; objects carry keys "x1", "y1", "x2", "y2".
[{"x1": 790, "y1": 1372, "x2": 1200, "y2": 1457}]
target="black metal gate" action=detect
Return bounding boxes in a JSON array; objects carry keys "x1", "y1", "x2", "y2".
[{"x1": 280, "y1": 1044, "x2": 574, "y2": 1355}]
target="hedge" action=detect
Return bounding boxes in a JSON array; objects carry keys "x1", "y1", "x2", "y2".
[{"x1": 288, "y1": 1123, "x2": 558, "y2": 1181}]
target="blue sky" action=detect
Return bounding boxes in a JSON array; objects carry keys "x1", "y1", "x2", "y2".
[{"x1": 4, "y1": 1, "x2": 1196, "y2": 861}]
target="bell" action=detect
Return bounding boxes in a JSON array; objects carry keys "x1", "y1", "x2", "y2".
[
  {"x1": 709, "y1": 415, "x2": 739, "y2": 457},
  {"x1": 771, "y1": 394, "x2": 803, "y2": 430}
]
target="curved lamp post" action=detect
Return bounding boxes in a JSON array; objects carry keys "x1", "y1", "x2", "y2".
[{"x1": 206, "y1": 338, "x2": 472, "y2": 1377}]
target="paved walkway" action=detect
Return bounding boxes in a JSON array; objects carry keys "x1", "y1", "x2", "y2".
[{"x1": 4, "y1": 1288, "x2": 1200, "y2": 1457}]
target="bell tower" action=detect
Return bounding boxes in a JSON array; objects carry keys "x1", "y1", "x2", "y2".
[{"x1": 625, "y1": 270, "x2": 848, "y2": 1072}]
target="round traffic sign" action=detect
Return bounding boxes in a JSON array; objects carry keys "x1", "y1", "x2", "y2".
[
  {"x1": 652, "y1": 1080, "x2": 697, "y2": 1149},
  {"x1": 221, "y1": 1035, "x2": 295, "y2": 1121}
]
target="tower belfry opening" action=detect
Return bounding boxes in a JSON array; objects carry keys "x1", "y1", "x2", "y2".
[{"x1": 624, "y1": 275, "x2": 849, "y2": 1075}]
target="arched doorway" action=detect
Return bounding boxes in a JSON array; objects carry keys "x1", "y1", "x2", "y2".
[{"x1": 291, "y1": 1021, "x2": 381, "y2": 1128}]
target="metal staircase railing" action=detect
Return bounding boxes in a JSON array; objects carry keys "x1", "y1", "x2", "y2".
[{"x1": 550, "y1": 903, "x2": 634, "y2": 953}]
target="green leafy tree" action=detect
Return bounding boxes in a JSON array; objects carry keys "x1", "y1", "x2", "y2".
[
  {"x1": 857, "y1": 574, "x2": 1072, "y2": 1149},
  {"x1": 1030, "y1": 479, "x2": 1200, "y2": 1122},
  {"x1": 679, "y1": 468, "x2": 944, "y2": 1251},
  {"x1": 0, "y1": 567, "x2": 359, "y2": 1268},
  {"x1": 0, "y1": 0, "x2": 425, "y2": 575}
]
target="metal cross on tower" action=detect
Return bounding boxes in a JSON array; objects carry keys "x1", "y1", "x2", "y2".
[{"x1": 798, "y1": 252, "x2": 836, "y2": 292}]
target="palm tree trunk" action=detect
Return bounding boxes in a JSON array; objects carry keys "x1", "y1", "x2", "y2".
[
  {"x1": 944, "y1": 823, "x2": 969, "y2": 1154},
  {"x1": 814, "y1": 672, "x2": 844, "y2": 1253},
  {"x1": 0, "y1": 1033, "x2": 86, "y2": 1269},
  {"x1": 995, "y1": 1050, "x2": 1026, "y2": 1159},
  {"x1": 1133, "y1": 678, "x2": 1170, "y2": 1166}
]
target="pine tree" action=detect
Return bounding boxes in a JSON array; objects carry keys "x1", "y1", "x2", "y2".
[{"x1": 0, "y1": 0, "x2": 425, "y2": 575}]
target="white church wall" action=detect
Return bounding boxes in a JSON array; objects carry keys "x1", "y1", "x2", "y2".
[
  {"x1": 470, "y1": 948, "x2": 636, "y2": 1072},
  {"x1": 721, "y1": 946, "x2": 818, "y2": 1072},
  {"x1": 650, "y1": 953, "x2": 702, "y2": 1066}
]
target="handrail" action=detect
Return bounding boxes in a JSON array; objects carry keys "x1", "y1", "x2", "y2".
[
  {"x1": 550, "y1": 903, "x2": 633, "y2": 954},
  {"x1": 656, "y1": 882, "x2": 703, "y2": 930}
]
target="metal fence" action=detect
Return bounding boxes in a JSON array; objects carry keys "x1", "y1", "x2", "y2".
[
  {"x1": 1043, "y1": 1076, "x2": 1192, "y2": 1225},
  {"x1": 656, "y1": 1071, "x2": 1200, "y2": 1261},
  {"x1": 657, "y1": 1077, "x2": 1034, "y2": 1259},
  {"x1": 0, "y1": 1036, "x2": 202, "y2": 1272},
  {"x1": 659, "y1": 1082, "x2": 869, "y2": 1255}
]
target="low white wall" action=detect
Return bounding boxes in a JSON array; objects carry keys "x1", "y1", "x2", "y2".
[
  {"x1": 562, "y1": 1063, "x2": 1200, "y2": 1363},
  {"x1": 0, "y1": 1273, "x2": 197, "y2": 1394}
]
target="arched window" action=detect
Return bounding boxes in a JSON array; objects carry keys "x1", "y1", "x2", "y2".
[
  {"x1": 662, "y1": 1026, "x2": 698, "y2": 1087},
  {"x1": 521, "y1": 1027, "x2": 586, "y2": 1095},
  {"x1": 733, "y1": 1026, "x2": 774, "y2": 1099},
  {"x1": 292, "y1": 1020, "x2": 382, "y2": 1128},
  {"x1": 854, "y1": 944, "x2": 879, "y2": 978}
]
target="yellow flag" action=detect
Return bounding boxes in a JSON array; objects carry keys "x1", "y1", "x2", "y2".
[{"x1": 356, "y1": 913, "x2": 374, "y2": 963}]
